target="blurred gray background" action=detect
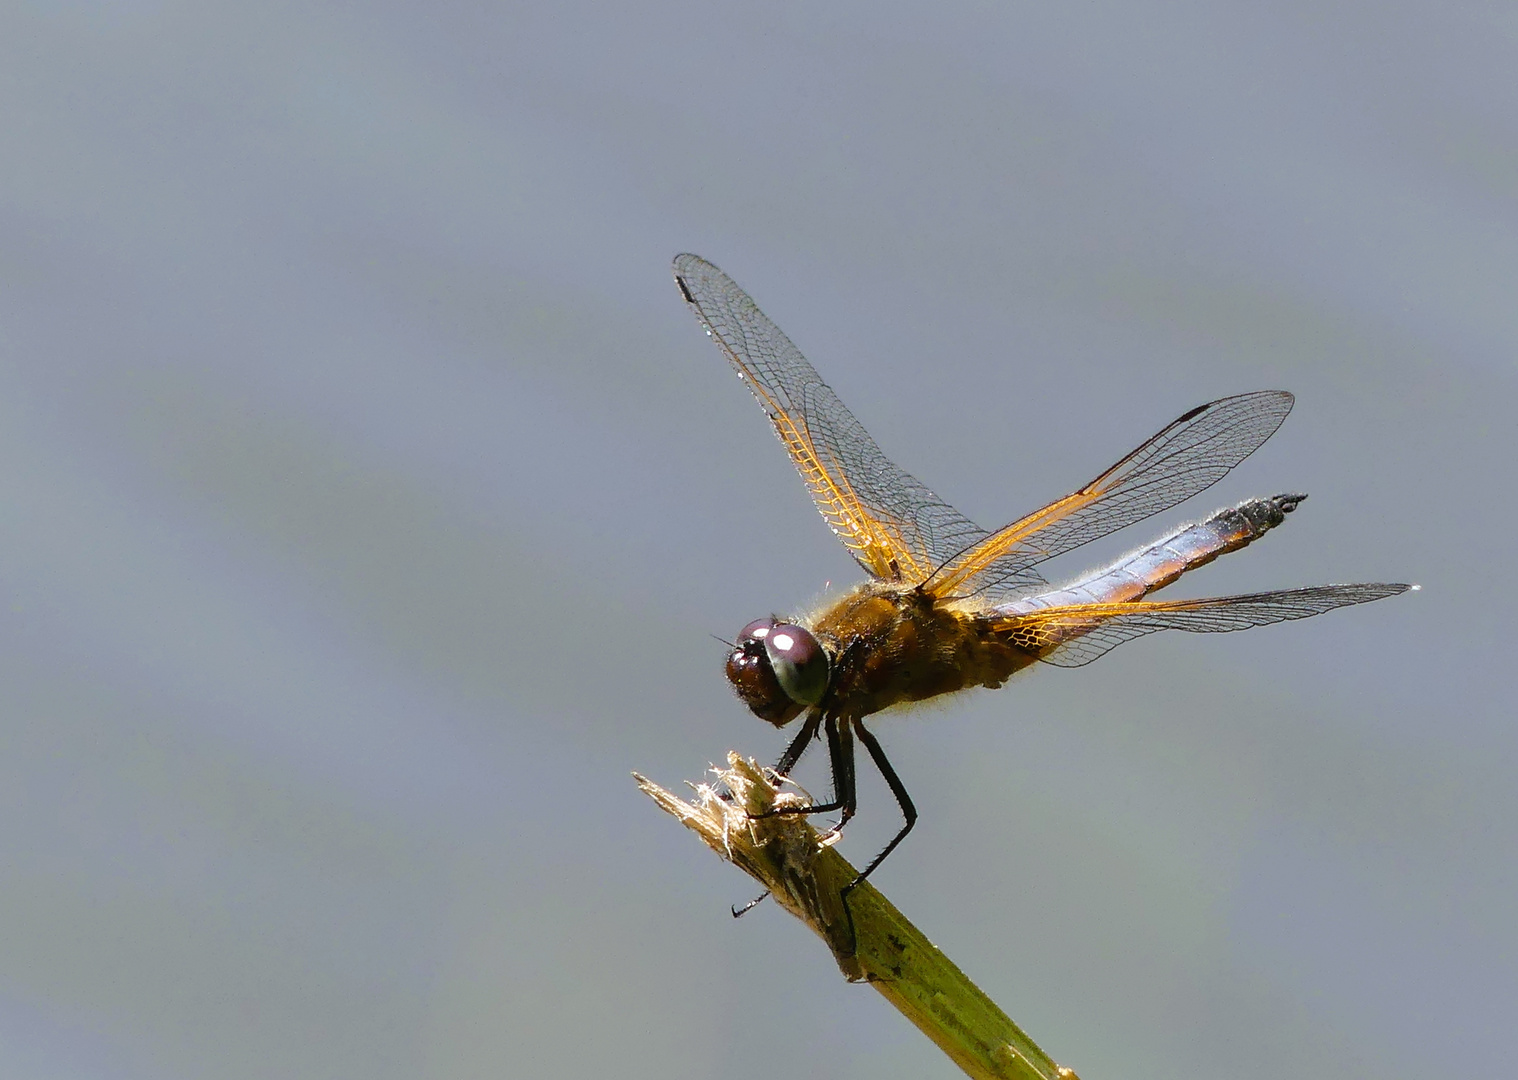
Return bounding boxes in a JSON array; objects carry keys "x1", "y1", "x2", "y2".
[{"x1": 2, "y1": 3, "x2": 1512, "y2": 1078}]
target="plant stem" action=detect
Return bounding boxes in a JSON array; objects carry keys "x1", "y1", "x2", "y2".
[{"x1": 636, "y1": 753, "x2": 1081, "y2": 1080}]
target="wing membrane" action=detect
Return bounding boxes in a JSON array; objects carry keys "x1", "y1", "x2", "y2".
[
  {"x1": 994, "y1": 583, "x2": 1410, "y2": 668},
  {"x1": 674, "y1": 254, "x2": 987, "y2": 583},
  {"x1": 926, "y1": 391, "x2": 1295, "y2": 598}
]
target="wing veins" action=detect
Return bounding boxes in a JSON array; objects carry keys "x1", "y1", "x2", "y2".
[
  {"x1": 928, "y1": 391, "x2": 1295, "y2": 597},
  {"x1": 674, "y1": 254, "x2": 990, "y2": 583},
  {"x1": 994, "y1": 583, "x2": 1411, "y2": 667}
]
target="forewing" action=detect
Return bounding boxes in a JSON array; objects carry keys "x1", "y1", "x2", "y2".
[
  {"x1": 674, "y1": 254, "x2": 986, "y2": 582},
  {"x1": 994, "y1": 583, "x2": 1411, "y2": 668},
  {"x1": 927, "y1": 392, "x2": 1295, "y2": 598}
]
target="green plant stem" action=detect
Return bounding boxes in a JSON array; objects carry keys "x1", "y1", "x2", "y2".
[{"x1": 636, "y1": 754, "x2": 1081, "y2": 1080}]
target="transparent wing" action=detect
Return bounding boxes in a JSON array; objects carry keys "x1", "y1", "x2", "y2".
[
  {"x1": 926, "y1": 392, "x2": 1295, "y2": 598},
  {"x1": 993, "y1": 583, "x2": 1411, "y2": 668},
  {"x1": 674, "y1": 254, "x2": 988, "y2": 583}
]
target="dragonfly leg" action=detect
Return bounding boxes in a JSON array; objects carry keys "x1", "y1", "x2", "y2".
[
  {"x1": 844, "y1": 718, "x2": 917, "y2": 892},
  {"x1": 731, "y1": 890, "x2": 769, "y2": 918},
  {"x1": 758, "y1": 714, "x2": 854, "y2": 823},
  {"x1": 815, "y1": 714, "x2": 857, "y2": 840},
  {"x1": 773, "y1": 708, "x2": 822, "y2": 777},
  {"x1": 819, "y1": 718, "x2": 917, "y2": 959},
  {"x1": 734, "y1": 712, "x2": 841, "y2": 922}
]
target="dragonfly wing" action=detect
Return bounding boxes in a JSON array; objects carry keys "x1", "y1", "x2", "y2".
[
  {"x1": 993, "y1": 583, "x2": 1411, "y2": 668},
  {"x1": 928, "y1": 391, "x2": 1295, "y2": 598},
  {"x1": 675, "y1": 254, "x2": 988, "y2": 583}
]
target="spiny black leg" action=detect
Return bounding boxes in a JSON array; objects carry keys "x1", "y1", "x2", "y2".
[
  {"x1": 821, "y1": 713, "x2": 858, "y2": 838},
  {"x1": 737, "y1": 707, "x2": 865, "y2": 938},
  {"x1": 733, "y1": 709, "x2": 821, "y2": 919},
  {"x1": 774, "y1": 709, "x2": 822, "y2": 777},
  {"x1": 731, "y1": 890, "x2": 769, "y2": 918},
  {"x1": 844, "y1": 717, "x2": 917, "y2": 890},
  {"x1": 760, "y1": 714, "x2": 851, "y2": 818},
  {"x1": 832, "y1": 718, "x2": 917, "y2": 958}
]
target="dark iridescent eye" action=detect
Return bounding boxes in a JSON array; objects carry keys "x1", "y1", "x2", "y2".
[
  {"x1": 725, "y1": 616, "x2": 804, "y2": 726},
  {"x1": 763, "y1": 623, "x2": 830, "y2": 706},
  {"x1": 725, "y1": 644, "x2": 803, "y2": 727},
  {"x1": 737, "y1": 617, "x2": 777, "y2": 645}
]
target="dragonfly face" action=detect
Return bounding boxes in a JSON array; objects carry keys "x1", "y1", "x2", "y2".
[
  {"x1": 725, "y1": 617, "x2": 827, "y2": 726},
  {"x1": 675, "y1": 252, "x2": 1411, "y2": 901}
]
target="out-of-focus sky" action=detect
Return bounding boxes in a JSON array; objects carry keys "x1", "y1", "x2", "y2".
[{"x1": 2, "y1": 3, "x2": 1513, "y2": 1078}]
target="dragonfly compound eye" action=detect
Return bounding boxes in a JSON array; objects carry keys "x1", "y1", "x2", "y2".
[
  {"x1": 737, "y1": 617, "x2": 777, "y2": 645},
  {"x1": 725, "y1": 617, "x2": 804, "y2": 726},
  {"x1": 763, "y1": 623, "x2": 830, "y2": 707}
]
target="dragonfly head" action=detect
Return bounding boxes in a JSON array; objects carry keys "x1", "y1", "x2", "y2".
[{"x1": 725, "y1": 617, "x2": 831, "y2": 726}]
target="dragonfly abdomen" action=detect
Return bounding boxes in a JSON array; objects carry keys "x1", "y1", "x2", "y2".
[{"x1": 1003, "y1": 493, "x2": 1307, "y2": 612}]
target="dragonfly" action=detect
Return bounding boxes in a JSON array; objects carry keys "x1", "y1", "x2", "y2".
[{"x1": 674, "y1": 253, "x2": 1410, "y2": 906}]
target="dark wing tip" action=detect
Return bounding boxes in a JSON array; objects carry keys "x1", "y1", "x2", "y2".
[
  {"x1": 1174, "y1": 389, "x2": 1294, "y2": 425},
  {"x1": 673, "y1": 254, "x2": 730, "y2": 307},
  {"x1": 672, "y1": 254, "x2": 702, "y2": 300}
]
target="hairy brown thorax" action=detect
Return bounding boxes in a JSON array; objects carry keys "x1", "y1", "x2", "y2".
[{"x1": 807, "y1": 584, "x2": 1036, "y2": 720}]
